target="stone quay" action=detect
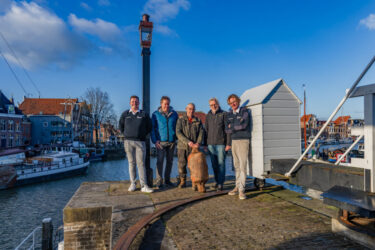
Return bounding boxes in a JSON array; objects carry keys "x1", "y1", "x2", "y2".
[{"x1": 62, "y1": 177, "x2": 366, "y2": 249}]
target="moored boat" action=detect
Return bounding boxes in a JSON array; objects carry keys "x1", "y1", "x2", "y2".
[{"x1": 15, "y1": 150, "x2": 89, "y2": 186}]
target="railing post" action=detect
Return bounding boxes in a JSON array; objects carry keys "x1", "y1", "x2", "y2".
[{"x1": 42, "y1": 218, "x2": 53, "y2": 250}]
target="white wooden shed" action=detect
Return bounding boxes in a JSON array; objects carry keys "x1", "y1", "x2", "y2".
[{"x1": 240, "y1": 78, "x2": 302, "y2": 179}]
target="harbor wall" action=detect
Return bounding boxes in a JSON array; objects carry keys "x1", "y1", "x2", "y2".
[{"x1": 271, "y1": 159, "x2": 368, "y2": 192}]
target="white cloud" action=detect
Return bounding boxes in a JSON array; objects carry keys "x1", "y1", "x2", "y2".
[
  {"x1": 80, "y1": 2, "x2": 92, "y2": 11},
  {"x1": 98, "y1": 0, "x2": 110, "y2": 6},
  {"x1": 69, "y1": 14, "x2": 122, "y2": 42},
  {"x1": 0, "y1": 2, "x2": 90, "y2": 69},
  {"x1": 360, "y1": 14, "x2": 375, "y2": 30},
  {"x1": 68, "y1": 14, "x2": 130, "y2": 56},
  {"x1": 143, "y1": 0, "x2": 190, "y2": 23}
]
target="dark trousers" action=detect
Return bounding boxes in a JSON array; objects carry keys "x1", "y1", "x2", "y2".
[
  {"x1": 208, "y1": 144, "x2": 226, "y2": 185},
  {"x1": 177, "y1": 148, "x2": 192, "y2": 179},
  {"x1": 156, "y1": 142, "x2": 176, "y2": 183}
]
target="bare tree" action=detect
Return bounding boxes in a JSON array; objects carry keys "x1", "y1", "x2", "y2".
[{"x1": 82, "y1": 87, "x2": 116, "y2": 144}]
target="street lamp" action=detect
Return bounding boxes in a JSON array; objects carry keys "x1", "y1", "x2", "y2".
[
  {"x1": 139, "y1": 14, "x2": 153, "y2": 49},
  {"x1": 139, "y1": 14, "x2": 153, "y2": 187}
]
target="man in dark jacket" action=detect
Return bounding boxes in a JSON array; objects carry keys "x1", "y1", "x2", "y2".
[
  {"x1": 176, "y1": 103, "x2": 204, "y2": 188},
  {"x1": 204, "y1": 98, "x2": 230, "y2": 191},
  {"x1": 119, "y1": 95, "x2": 153, "y2": 193},
  {"x1": 225, "y1": 94, "x2": 251, "y2": 200},
  {"x1": 151, "y1": 96, "x2": 179, "y2": 188}
]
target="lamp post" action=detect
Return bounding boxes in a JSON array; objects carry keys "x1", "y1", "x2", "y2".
[{"x1": 139, "y1": 14, "x2": 153, "y2": 187}]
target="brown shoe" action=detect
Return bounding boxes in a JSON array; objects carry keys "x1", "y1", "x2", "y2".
[
  {"x1": 178, "y1": 177, "x2": 186, "y2": 188},
  {"x1": 228, "y1": 187, "x2": 238, "y2": 196},
  {"x1": 239, "y1": 191, "x2": 246, "y2": 200}
]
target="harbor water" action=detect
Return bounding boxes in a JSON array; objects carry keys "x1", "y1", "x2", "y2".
[{"x1": 0, "y1": 157, "x2": 235, "y2": 249}]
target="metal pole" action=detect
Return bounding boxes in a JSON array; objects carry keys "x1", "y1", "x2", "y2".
[
  {"x1": 303, "y1": 85, "x2": 307, "y2": 150},
  {"x1": 335, "y1": 134, "x2": 364, "y2": 165},
  {"x1": 142, "y1": 47, "x2": 153, "y2": 187},
  {"x1": 286, "y1": 56, "x2": 375, "y2": 177},
  {"x1": 42, "y1": 218, "x2": 53, "y2": 250}
]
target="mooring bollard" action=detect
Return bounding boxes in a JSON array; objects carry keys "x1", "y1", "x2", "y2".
[{"x1": 42, "y1": 218, "x2": 53, "y2": 250}]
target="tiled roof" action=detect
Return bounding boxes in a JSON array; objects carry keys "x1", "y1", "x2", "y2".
[
  {"x1": 334, "y1": 116, "x2": 351, "y2": 125},
  {"x1": 19, "y1": 98, "x2": 78, "y2": 116},
  {"x1": 300, "y1": 114, "x2": 315, "y2": 122}
]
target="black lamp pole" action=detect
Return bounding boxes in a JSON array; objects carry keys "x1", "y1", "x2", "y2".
[{"x1": 139, "y1": 14, "x2": 153, "y2": 187}]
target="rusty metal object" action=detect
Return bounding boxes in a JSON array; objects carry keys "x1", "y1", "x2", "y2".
[
  {"x1": 341, "y1": 209, "x2": 349, "y2": 221},
  {"x1": 188, "y1": 148, "x2": 209, "y2": 193},
  {"x1": 114, "y1": 187, "x2": 257, "y2": 250},
  {"x1": 338, "y1": 209, "x2": 375, "y2": 237}
]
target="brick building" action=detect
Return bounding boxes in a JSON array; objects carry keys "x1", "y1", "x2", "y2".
[
  {"x1": 0, "y1": 91, "x2": 31, "y2": 149},
  {"x1": 300, "y1": 114, "x2": 317, "y2": 138},
  {"x1": 92, "y1": 123, "x2": 118, "y2": 144}
]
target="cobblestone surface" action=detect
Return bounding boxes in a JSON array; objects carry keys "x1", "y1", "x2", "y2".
[
  {"x1": 66, "y1": 179, "x2": 367, "y2": 249},
  {"x1": 147, "y1": 178, "x2": 366, "y2": 249}
]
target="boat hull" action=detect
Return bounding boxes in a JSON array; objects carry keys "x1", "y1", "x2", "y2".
[{"x1": 15, "y1": 162, "x2": 89, "y2": 187}]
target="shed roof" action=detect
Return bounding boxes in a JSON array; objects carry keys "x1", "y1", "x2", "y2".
[{"x1": 240, "y1": 78, "x2": 301, "y2": 107}]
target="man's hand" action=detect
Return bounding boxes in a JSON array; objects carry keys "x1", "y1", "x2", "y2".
[
  {"x1": 188, "y1": 141, "x2": 194, "y2": 148},
  {"x1": 155, "y1": 141, "x2": 162, "y2": 149},
  {"x1": 225, "y1": 145, "x2": 231, "y2": 151}
]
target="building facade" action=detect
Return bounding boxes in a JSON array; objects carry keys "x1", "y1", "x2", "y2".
[
  {"x1": 19, "y1": 98, "x2": 93, "y2": 146},
  {"x1": 0, "y1": 91, "x2": 30, "y2": 150},
  {"x1": 300, "y1": 114, "x2": 318, "y2": 138},
  {"x1": 28, "y1": 115, "x2": 72, "y2": 145}
]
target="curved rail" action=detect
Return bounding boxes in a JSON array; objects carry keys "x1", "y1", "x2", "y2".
[{"x1": 114, "y1": 187, "x2": 257, "y2": 250}]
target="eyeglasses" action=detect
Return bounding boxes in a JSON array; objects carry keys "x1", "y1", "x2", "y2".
[
  {"x1": 229, "y1": 102, "x2": 238, "y2": 105},
  {"x1": 209, "y1": 104, "x2": 218, "y2": 107}
]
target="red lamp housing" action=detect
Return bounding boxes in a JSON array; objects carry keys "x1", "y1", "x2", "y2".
[{"x1": 139, "y1": 14, "x2": 153, "y2": 48}]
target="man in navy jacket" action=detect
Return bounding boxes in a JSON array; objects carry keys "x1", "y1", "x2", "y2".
[
  {"x1": 119, "y1": 95, "x2": 153, "y2": 193},
  {"x1": 151, "y1": 96, "x2": 179, "y2": 188},
  {"x1": 225, "y1": 94, "x2": 251, "y2": 200}
]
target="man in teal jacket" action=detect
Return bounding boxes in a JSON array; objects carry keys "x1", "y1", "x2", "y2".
[{"x1": 151, "y1": 96, "x2": 179, "y2": 188}]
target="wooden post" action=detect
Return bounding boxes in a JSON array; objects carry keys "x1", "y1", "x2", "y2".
[
  {"x1": 364, "y1": 94, "x2": 375, "y2": 192},
  {"x1": 42, "y1": 218, "x2": 53, "y2": 250}
]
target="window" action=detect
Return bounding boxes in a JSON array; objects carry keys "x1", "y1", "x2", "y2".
[
  {"x1": 0, "y1": 120, "x2": 5, "y2": 131},
  {"x1": 8, "y1": 120, "x2": 14, "y2": 131},
  {"x1": 43, "y1": 122, "x2": 48, "y2": 127},
  {"x1": 16, "y1": 122, "x2": 20, "y2": 132},
  {"x1": 8, "y1": 136, "x2": 13, "y2": 147}
]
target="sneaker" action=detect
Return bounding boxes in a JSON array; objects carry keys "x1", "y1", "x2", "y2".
[
  {"x1": 141, "y1": 186, "x2": 154, "y2": 193},
  {"x1": 217, "y1": 184, "x2": 223, "y2": 191},
  {"x1": 239, "y1": 191, "x2": 246, "y2": 200},
  {"x1": 128, "y1": 183, "x2": 136, "y2": 192},
  {"x1": 228, "y1": 187, "x2": 238, "y2": 196}
]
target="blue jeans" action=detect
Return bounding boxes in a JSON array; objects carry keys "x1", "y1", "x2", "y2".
[{"x1": 208, "y1": 145, "x2": 226, "y2": 185}]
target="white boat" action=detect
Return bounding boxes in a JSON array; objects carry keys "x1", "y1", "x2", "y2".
[
  {"x1": 14, "y1": 150, "x2": 89, "y2": 187},
  {"x1": 0, "y1": 149, "x2": 26, "y2": 165}
]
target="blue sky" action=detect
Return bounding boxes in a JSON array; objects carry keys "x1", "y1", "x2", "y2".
[{"x1": 1, "y1": 0, "x2": 375, "y2": 120}]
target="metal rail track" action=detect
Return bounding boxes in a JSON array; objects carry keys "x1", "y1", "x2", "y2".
[{"x1": 114, "y1": 187, "x2": 258, "y2": 250}]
